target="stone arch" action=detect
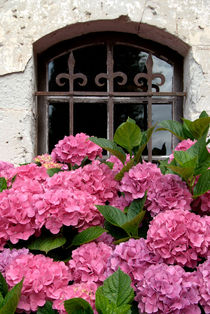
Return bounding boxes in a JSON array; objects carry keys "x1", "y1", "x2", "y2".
[{"x1": 33, "y1": 16, "x2": 190, "y2": 57}]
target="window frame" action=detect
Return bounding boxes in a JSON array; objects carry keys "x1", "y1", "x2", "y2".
[{"x1": 36, "y1": 32, "x2": 185, "y2": 160}]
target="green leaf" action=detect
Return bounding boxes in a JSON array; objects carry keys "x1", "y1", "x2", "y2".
[
  {"x1": 95, "y1": 289, "x2": 131, "y2": 314},
  {"x1": 104, "y1": 221, "x2": 128, "y2": 241},
  {"x1": 47, "y1": 168, "x2": 63, "y2": 177},
  {"x1": 71, "y1": 227, "x2": 107, "y2": 246},
  {"x1": 183, "y1": 117, "x2": 210, "y2": 139},
  {"x1": 96, "y1": 205, "x2": 128, "y2": 228},
  {"x1": 37, "y1": 301, "x2": 58, "y2": 314},
  {"x1": 156, "y1": 120, "x2": 186, "y2": 140},
  {"x1": 27, "y1": 235, "x2": 66, "y2": 254},
  {"x1": 115, "y1": 158, "x2": 135, "y2": 181},
  {"x1": 193, "y1": 170, "x2": 210, "y2": 197},
  {"x1": 0, "y1": 273, "x2": 8, "y2": 298},
  {"x1": 126, "y1": 194, "x2": 147, "y2": 220},
  {"x1": 0, "y1": 292, "x2": 4, "y2": 309},
  {"x1": 64, "y1": 298, "x2": 94, "y2": 314},
  {"x1": 114, "y1": 119, "x2": 142, "y2": 154},
  {"x1": 199, "y1": 111, "x2": 209, "y2": 118},
  {"x1": 90, "y1": 137, "x2": 126, "y2": 164},
  {"x1": 99, "y1": 268, "x2": 134, "y2": 307},
  {"x1": 0, "y1": 177, "x2": 7, "y2": 192},
  {"x1": 167, "y1": 164, "x2": 195, "y2": 180},
  {"x1": 134, "y1": 126, "x2": 156, "y2": 163},
  {"x1": 122, "y1": 210, "x2": 145, "y2": 237},
  {"x1": 0, "y1": 279, "x2": 23, "y2": 314},
  {"x1": 173, "y1": 150, "x2": 198, "y2": 168}
]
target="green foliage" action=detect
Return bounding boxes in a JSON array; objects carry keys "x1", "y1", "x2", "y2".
[
  {"x1": 90, "y1": 117, "x2": 155, "y2": 180},
  {"x1": 27, "y1": 234, "x2": 66, "y2": 254},
  {"x1": 0, "y1": 277, "x2": 23, "y2": 314},
  {"x1": 95, "y1": 268, "x2": 134, "y2": 314},
  {"x1": 64, "y1": 298, "x2": 94, "y2": 314},
  {"x1": 156, "y1": 110, "x2": 210, "y2": 141},
  {"x1": 47, "y1": 168, "x2": 63, "y2": 177},
  {"x1": 37, "y1": 301, "x2": 58, "y2": 314},
  {"x1": 0, "y1": 177, "x2": 7, "y2": 192},
  {"x1": 71, "y1": 226, "x2": 107, "y2": 246},
  {"x1": 0, "y1": 273, "x2": 8, "y2": 298},
  {"x1": 96, "y1": 194, "x2": 146, "y2": 241}
]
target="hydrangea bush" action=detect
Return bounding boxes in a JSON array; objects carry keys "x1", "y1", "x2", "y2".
[{"x1": 0, "y1": 112, "x2": 209, "y2": 314}]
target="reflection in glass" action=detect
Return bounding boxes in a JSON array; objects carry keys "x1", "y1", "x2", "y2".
[
  {"x1": 48, "y1": 55, "x2": 69, "y2": 92},
  {"x1": 114, "y1": 103, "x2": 147, "y2": 132},
  {"x1": 49, "y1": 103, "x2": 69, "y2": 152},
  {"x1": 74, "y1": 103, "x2": 107, "y2": 138},
  {"x1": 152, "y1": 104, "x2": 172, "y2": 156},
  {"x1": 152, "y1": 56, "x2": 173, "y2": 92},
  {"x1": 73, "y1": 45, "x2": 107, "y2": 91}
]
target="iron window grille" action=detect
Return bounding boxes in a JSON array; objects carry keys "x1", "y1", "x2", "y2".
[{"x1": 35, "y1": 32, "x2": 185, "y2": 161}]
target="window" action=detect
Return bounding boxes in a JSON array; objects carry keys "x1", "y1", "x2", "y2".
[{"x1": 36, "y1": 32, "x2": 185, "y2": 160}]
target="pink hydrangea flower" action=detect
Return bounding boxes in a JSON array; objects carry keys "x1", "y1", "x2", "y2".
[
  {"x1": 147, "y1": 209, "x2": 210, "y2": 267},
  {"x1": 168, "y1": 139, "x2": 196, "y2": 163},
  {"x1": 51, "y1": 133, "x2": 102, "y2": 166},
  {"x1": 197, "y1": 256, "x2": 210, "y2": 313},
  {"x1": 95, "y1": 232, "x2": 115, "y2": 249},
  {"x1": 45, "y1": 160, "x2": 119, "y2": 204},
  {"x1": 135, "y1": 263, "x2": 200, "y2": 314},
  {"x1": 5, "y1": 253, "x2": 70, "y2": 312},
  {"x1": 0, "y1": 248, "x2": 29, "y2": 277},
  {"x1": 107, "y1": 154, "x2": 131, "y2": 174},
  {"x1": 107, "y1": 238, "x2": 162, "y2": 287},
  {"x1": 35, "y1": 187, "x2": 104, "y2": 233},
  {"x1": 68, "y1": 242, "x2": 113, "y2": 285},
  {"x1": 119, "y1": 161, "x2": 162, "y2": 202},
  {"x1": 52, "y1": 282, "x2": 97, "y2": 314},
  {"x1": 146, "y1": 174, "x2": 192, "y2": 216}
]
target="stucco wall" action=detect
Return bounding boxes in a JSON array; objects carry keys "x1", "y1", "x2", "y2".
[{"x1": 0, "y1": 0, "x2": 209, "y2": 164}]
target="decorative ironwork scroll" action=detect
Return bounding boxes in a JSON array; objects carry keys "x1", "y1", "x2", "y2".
[
  {"x1": 134, "y1": 54, "x2": 165, "y2": 92},
  {"x1": 56, "y1": 52, "x2": 88, "y2": 92}
]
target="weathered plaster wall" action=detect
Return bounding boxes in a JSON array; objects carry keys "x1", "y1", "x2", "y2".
[{"x1": 0, "y1": 0, "x2": 209, "y2": 163}]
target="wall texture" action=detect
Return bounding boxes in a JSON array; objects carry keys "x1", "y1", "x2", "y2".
[{"x1": 0, "y1": 0, "x2": 209, "y2": 164}]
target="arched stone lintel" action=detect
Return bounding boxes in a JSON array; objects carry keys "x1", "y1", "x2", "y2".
[{"x1": 33, "y1": 15, "x2": 190, "y2": 57}]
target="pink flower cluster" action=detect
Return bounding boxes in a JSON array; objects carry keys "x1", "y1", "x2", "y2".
[
  {"x1": 68, "y1": 242, "x2": 113, "y2": 286},
  {"x1": 51, "y1": 133, "x2": 102, "y2": 166},
  {"x1": 5, "y1": 253, "x2": 70, "y2": 312},
  {"x1": 107, "y1": 238, "x2": 162, "y2": 286},
  {"x1": 0, "y1": 248, "x2": 29, "y2": 277},
  {"x1": 120, "y1": 161, "x2": 162, "y2": 202},
  {"x1": 46, "y1": 160, "x2": 119, "y2": 204},
  {"x1": 197, "y1": 257, "x2": 210, "y2": 313},
  {"x1": 0, "y1": 164, "x2": 48, "y2": 248},
  {"x1": 35, "y1": 187, "x2": 103, "y2": 234},
  {"x1": 135, "y1": 263, "x2": 201, "y2": 314},
  {"x1": 146, "y1": 174, "x2": 192, "y2": 216},
  {"x1": 147, "y1": 209, "x2": 210, "y2": 267},
  {"x1": 52, "y1": 282, "x2": 98, "y2": 314}
]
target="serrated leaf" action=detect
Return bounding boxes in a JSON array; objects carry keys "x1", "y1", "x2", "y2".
[
  {"x1": 0, "y1": 273, "x2": 8, "y2": 298},
  {"x1": 126, "y1": 194, "x2": 147, "y2": 220},
  {"x1": 156, "y1": 120, "x2": 186, "y2": 140},
  {"x1": 173, "y1": 151, "x2": 198, "y2": 168},
  {"x1": 193, "y1": 170, "x2": 210, "y2": 197},
  {"x1": 99, "y1": 268, "x2": 134, "y2": 307},
  {"x1": 47, "y1": 168, "x2": 63, "y2": 177},
  {"x1": 183, "y1": 117, "x2": 210, "y2": 140},
  {"x1": 71, "y1": 227, "x2": 107, "y2": 246},
  {"x1": 27, "y1": 235, "x2": 66, "y2": 254},
  {"x1": 64, "y1": 298, "x2": 94, "y2": 314},
  {"x1": 0, "y1": 279, "x2": 23, "y2": 314},
  {"x1": 90, "y1": 137, "x2": 126, "y2": 163},
  {"x1": 122, "y1": 210, "x2": 145, "y2": 237},
  {"x1": 114, "y1": 120, "x2": 142, "y2": 153},
  {"x1": 167, "y1": 164, "x2": 195, "y2": 180},
  {"x1": 0, "y1": 178, "x2": 7, "y2": 192},
  {"x1": 37, "y1": 301, "x2": 58, "y2": 314},
  {"x1": 95, "y1": 289, "x2": 131, "y2": 314},
  {"x1": 96, "y1": 205, "x2": 128, "y2": 228}
]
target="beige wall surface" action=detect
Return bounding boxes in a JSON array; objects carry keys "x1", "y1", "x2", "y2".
[{"x1": 0, "y1": 0, "x2": 209, "y2": 163}]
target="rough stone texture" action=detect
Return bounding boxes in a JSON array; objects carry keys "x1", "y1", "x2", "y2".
[{"x1": 0, "y1": 0, "x2": 209, "y2": 163}]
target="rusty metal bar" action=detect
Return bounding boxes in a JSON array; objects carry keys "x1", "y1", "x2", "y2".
[{"x1": 35, "y1": 91, "x2": 186, "y2": 97}]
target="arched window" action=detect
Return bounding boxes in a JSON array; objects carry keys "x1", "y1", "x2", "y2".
[{"x1": 36, "y1": 32, "x2": 185, "y2": 160}]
